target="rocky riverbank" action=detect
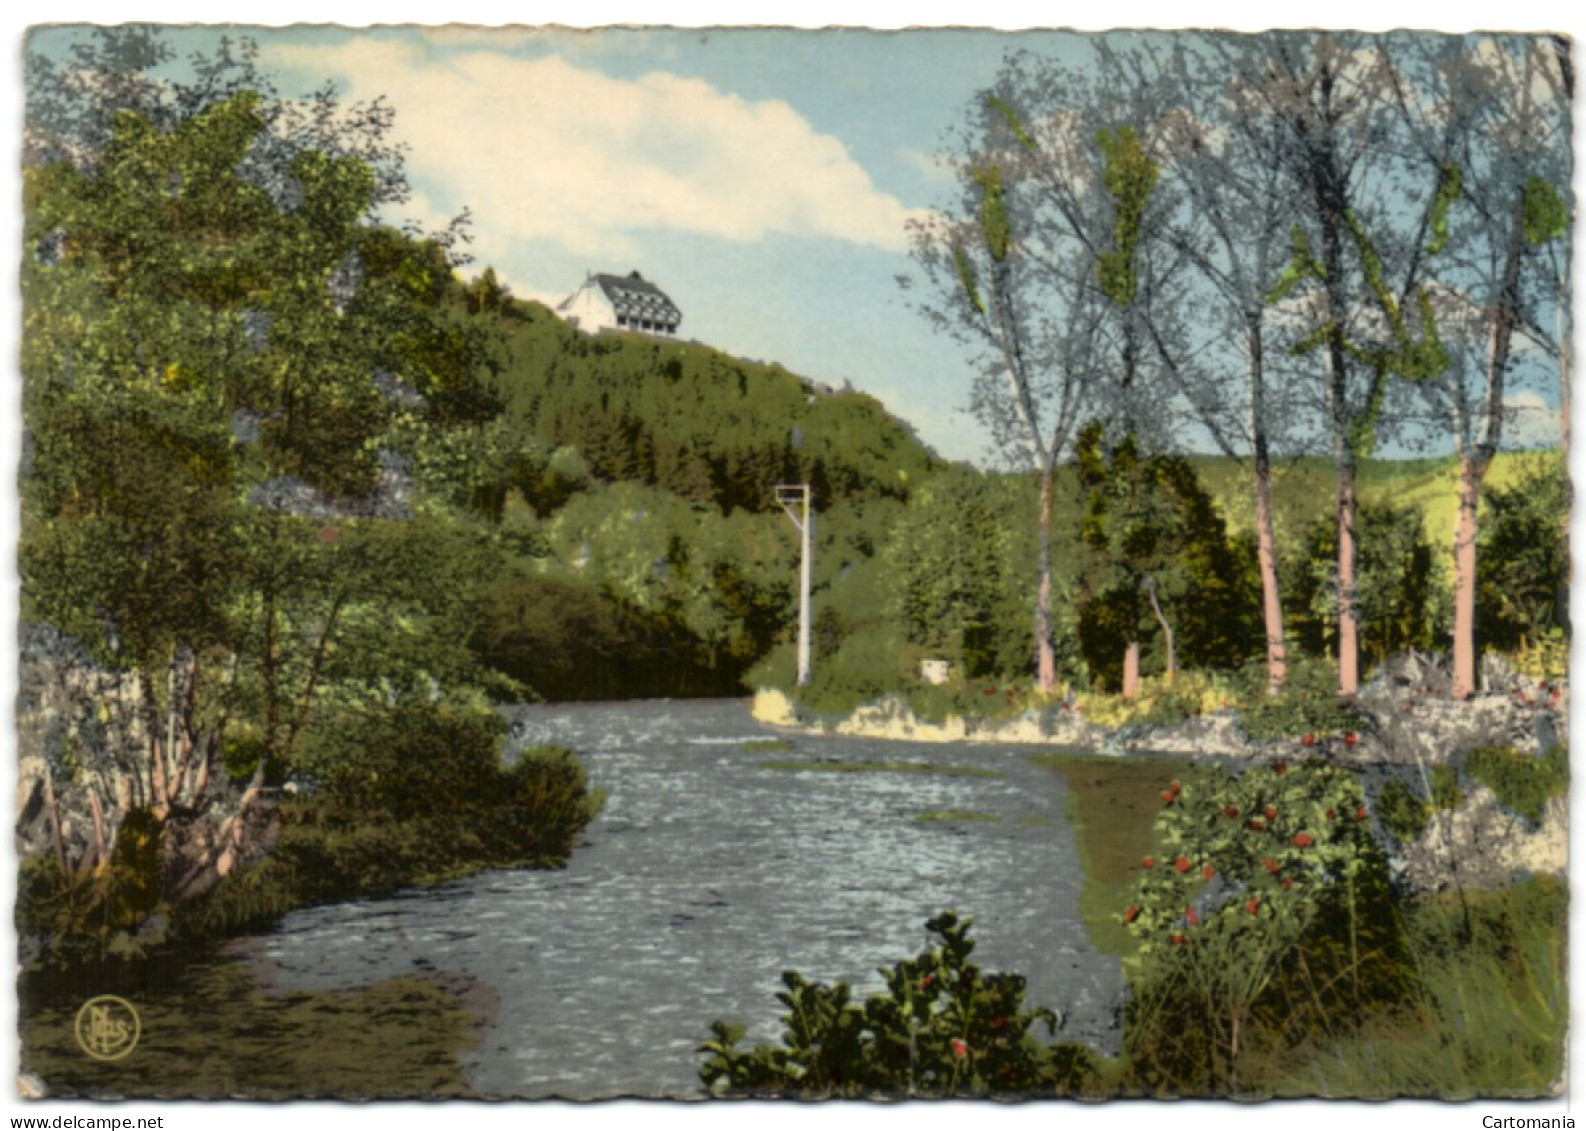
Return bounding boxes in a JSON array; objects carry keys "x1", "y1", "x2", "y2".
[{"x1": 751, "y1": 651, "x2": 1569, "y2": 893}]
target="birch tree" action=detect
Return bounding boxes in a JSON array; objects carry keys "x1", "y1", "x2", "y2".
[
  {"x1": 1216, "y1": 32, "x2": 1450, "y2": 697},
  {"x1": 1376, "y1": 33, "x2": 1572, "y2": 698},
  {"x1": 904, "y1": 75, "x2": 1112, "y2": 694}
]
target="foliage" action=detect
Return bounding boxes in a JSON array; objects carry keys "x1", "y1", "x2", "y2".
[
  {"x1": 1074, "y1": 424, "x2": 1256, "y2": 687},
  {"x1": 1232, "y1": 658, "x2": 1366, "y2": 742},
  {"x1": 1464, "y1": 743, "x2": 1568, "y2": 826},
  {"x1": 1259, "y1": 878, "x2": 1566, "y2": 1098},
  {"x1": 19, "y1": 703, "x2": 605, "y2": 966},
  {"x1": 1476, "y1": 457, "x2": 1570, "y2": 655},
  {"x1": 1375, "y1": 776, "x2": 1431, "y2": 845},
  {"x1": 1287, "y1": 503, "x2": 1446, "y2": 665},
  {"x1": 478, "y1": 300, "x2": 938, "y2": 516},
  {"x1": 1119, "y1": 760, "x2": 1407, "y2": 1093},
  {"x1": 1094, "y1": 125, "x2": 1159, "y2": 310},
  {"x1": 699, "y1": 912, "x2": 1095, "y2": 1097},
  {"x1": 1430, "y1": 763, "x2": 1465, "y2": 811},
  {"x1": 1074, "y1": 671, "x2": 1229, "y2": 728},
  {"x1": 774, "y1": 626, "x2": 917, "y2": 717},
  {"x1": 882, "y1": 467, "x2": 1040, "y2": 677}
]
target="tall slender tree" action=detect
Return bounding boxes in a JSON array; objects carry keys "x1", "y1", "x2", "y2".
[
  {"x1": 1373, "y1": 34, "x2": 1572, "y2": 698},
  {"x1": 905, "y1": 77, "x2": 1112, "y2": 694}
]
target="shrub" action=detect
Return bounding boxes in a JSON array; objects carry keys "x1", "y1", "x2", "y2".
[
  {"x1": 1477, "y1": 457, "x2": 1569, "y2": 657},
  {"x1": 1376, "y1": 776, "x2": 1430, "y2": 845},
  {"x1": 1119, "y1": 761, "x2": 1411, "y2": 1094},
  {"x1": 1465, "y1": 743, "x2": 1568, "y2": 825},
  {"x1": 1234, "y1": 658, "x2": 1366, "y2": 742},
  {"x1": 1288, "y1": 503, "x2": 1446, "y2": 664},
  {"x1": 1430, "y1": 764, "x2": 1464, "y2": 811},
  {"x1": 178, "y1": 711, "x2": 603, "y2": 946},
  {"x1": 699, "y1": 912, "x2": 1096, "y2": 1098}
]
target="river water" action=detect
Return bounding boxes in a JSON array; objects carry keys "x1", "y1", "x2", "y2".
[{"x1": 230, "y1": 698, "x2": 1126, "y2": 1098}]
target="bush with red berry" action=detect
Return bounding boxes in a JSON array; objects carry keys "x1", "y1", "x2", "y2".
[
  {"x1": 699, "y1": 912, "x2": 1095, "y2": 1097},
  {"x1": 1118, "y1": 760, "x2": 1404, "y2": 1093}
]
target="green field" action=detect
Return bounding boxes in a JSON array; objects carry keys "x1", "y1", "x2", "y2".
[{"x1": 1191, "y1": 450, "x2": 1560, "y2": 560}]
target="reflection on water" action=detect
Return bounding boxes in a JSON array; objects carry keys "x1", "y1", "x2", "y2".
[{"x1": 41, "y1": 699, "x2": 1129, "y2": 1099}]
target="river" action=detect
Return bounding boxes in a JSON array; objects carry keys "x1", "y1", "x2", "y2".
[{"x1": 205, "y1": 700, "x2": 1127, "y2": 1097}]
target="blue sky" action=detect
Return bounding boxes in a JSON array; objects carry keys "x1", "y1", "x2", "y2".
[{"x1": 141, "y1": 23, "x2": 1102, "y2": 464}]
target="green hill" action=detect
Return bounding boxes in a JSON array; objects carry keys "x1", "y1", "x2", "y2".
[
  {"x1": 1192, "y1": 450, "x2": 1562, "y2": 558},
  {"x1": 482, "y1": 296, "x2": 941, "y2": 514}
]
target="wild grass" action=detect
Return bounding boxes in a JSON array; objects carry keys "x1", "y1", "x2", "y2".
[
  {"x1": 1028, "y1": 752, "x2": 1189, "y2": 955},
  {"x1": 1257, "y1": 877, "x2": 1567, "y2": 1098}
]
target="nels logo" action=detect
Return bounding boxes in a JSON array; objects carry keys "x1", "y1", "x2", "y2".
[{"x1": 74, "y1": 996, "x2": 141, "y2": 1061}]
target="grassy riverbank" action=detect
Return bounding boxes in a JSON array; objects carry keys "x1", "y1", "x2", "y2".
[
  {"x1": 20, "y1": 959, "x2": 484, "y2": 1099},
  {"x1": 1030, "y1": 752, "x2": 1187, "y2": 955}
]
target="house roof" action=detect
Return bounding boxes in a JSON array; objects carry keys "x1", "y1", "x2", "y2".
[{"x1": 592, "y1": 270, "x2": 682, "y2": 327}]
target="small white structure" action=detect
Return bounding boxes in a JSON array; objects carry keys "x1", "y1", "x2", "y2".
[
  {"x1": 920, "y1": 659, "x2": 952, "y2": 686},
  {"x1": 556, "y1": 270, "x2": 683, "y2": 336}
]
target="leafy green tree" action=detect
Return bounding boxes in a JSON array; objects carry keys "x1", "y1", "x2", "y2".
[
  {"x1": 1288, "y1": 504, "x2": 1445, "y2": 666},
  {"x1": 882, "y1": 468, "x2": 1029, "y2": 677},
  {"x1": 21, "y1": 89, "x2": 492, "y2": 912},
  {"x1": 1476, "y1": 458, "x2": 1570, "y2": 657},
  {"x1": 1073, "y1": 424, "x2": 1251, "y2": 692}
]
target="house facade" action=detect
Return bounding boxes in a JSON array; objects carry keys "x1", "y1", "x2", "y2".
[{"x1": 556, "y1": 270, "x2": 683, "y2": 336}]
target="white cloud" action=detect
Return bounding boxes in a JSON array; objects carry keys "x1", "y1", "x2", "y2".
[
  {"x1": 898, "y1": 147, "x2": 956, "y2": 185},
  {"x1": 265, "y1": 40, "x2": 922, "y2": 259},
  {"x1": 1504, "y1": 390, "x2": 1561, "y2": 449}
]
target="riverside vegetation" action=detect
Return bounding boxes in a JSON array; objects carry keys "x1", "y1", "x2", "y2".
[
  {"x1": 18, "y1": 27, "x2": 1570, "y2": 1101},
  {"x1": 704, "y1": 750, "x2": 1566, "y2": 1098}
]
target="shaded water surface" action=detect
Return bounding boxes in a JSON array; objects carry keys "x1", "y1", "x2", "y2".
[{"x1": 37, "y1": 700, "x2": 1128, "y2": 1098}]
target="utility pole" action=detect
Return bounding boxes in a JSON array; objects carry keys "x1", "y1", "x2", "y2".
[{"x1": 774, "y1": 483, "x2": 814, "y2": 686}]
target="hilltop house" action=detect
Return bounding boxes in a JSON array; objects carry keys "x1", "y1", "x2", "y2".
[{"x1": 556, "y1": 270, "x2": 683, "y2": 337}]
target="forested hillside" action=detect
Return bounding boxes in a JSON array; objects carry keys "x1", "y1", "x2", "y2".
[{"x1": 455, "y1": 285, "x2": 942, "y2": 698}]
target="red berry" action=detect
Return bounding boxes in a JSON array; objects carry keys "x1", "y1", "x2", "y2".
[
  {"x1": 1293, "y1": 832, "x2": 1314, "y2": 848},
  {"x1": 920, "y1": 974, "x2": 935, "y2": 989},
  {"x1": 1202, "y1": 865, "x2": 1216, "y2": 881},
  {"x1": 1186, "y1": 907, "x2": 1199, "y2": 927},
  {"x1": 951, "y1": 1038, "x2": 968, "y2": 1059},
  {"x1": 1282, "y1": 878, "x2": 1295, "y2": 891},
  {"x1": 1174, "y1": 855, "x2": 1192, "y2": 874},
  {"x1": 1301, "y1": 734, "x2": 1315, "y2": 747},
  {"x1": 1274, "y1": 762, "x2": 1287, "y2": 775},
  {"x1": 990, "y1": 1016, "x2": 1007, "y2": 1031},
  {"x1": 1161, "y1": 791, "x2": 1176, "y2": 803},
  {"x1": 1355, "y1": 806, "x2": 1368, "y2": 821},
  {"x1": 1246, "y1": 898, "x2": 1261, "y2": 916},
  {"x1": 1224, "y1": 805, "x2": 1240, "y2": 819},
  {"x1": 1264, "y1": 805, "x2": 1278, "y2": 821},
  {"x1": 1124, "y1": 906, "x2": 1140, "y2": 924},
  {"x1": 1326, "y1": 809, "x2": 1337, "y2": 821},
  {"x1": 1344, "y1": 732, "x2": 1359, "y2": 747},
  {"x1": 1171, "y1": 933, "x2": 1188, "y2": 946},
  {"x1": 1263, "y1": 857, "x2": 1280, "y2": 874},
  {"x1": 1169, "y1": 780, "x2": 1183, "y2": 794},
  {"x1": 1249, "y1": 818, "x2": 1265, "y2": 832},
  {"x1": 1142, "y1": 856, "x2": 1156, "y2": 869}
]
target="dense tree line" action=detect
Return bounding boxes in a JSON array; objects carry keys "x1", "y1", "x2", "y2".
[{"x1": 907, "y1": 31, "x2": 1570, "y2": 699}]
